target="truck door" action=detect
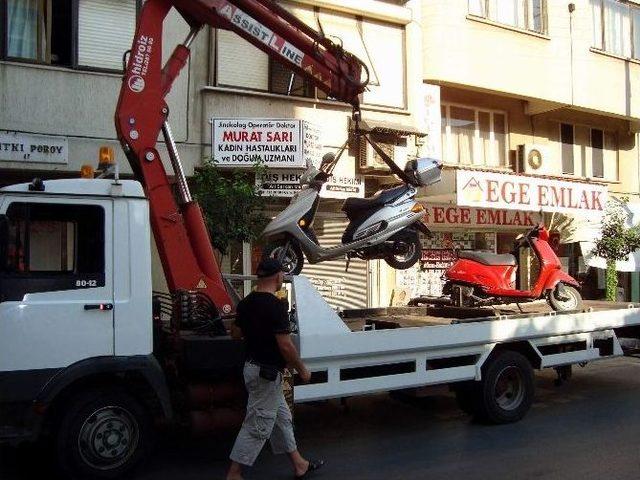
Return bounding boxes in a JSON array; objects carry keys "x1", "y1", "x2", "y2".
[{"x1": 0, "y1": 198, "x2": 114, "y2": 372}]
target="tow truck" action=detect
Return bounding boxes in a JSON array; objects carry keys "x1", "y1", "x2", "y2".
[{"x1": 2, "y1": 1, "x2": 640, "y2": 479}]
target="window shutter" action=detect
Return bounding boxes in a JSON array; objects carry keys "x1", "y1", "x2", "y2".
[
  {"x1": 78, "y1": 0, "x2": 136, "y2": 70},
  {"x1": 216, "y1": 29, "x2": 269, "y2": 90},
  {"x1": 361, "y1": 19, "x2": 405, "y2": 109}
]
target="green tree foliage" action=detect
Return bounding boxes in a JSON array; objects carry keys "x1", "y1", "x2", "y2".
[
  {"x1": 194, "y1": 160, "x2": 268, "y2": 256},
  {"x1": 593, "y1": 199, "x2": 640, "y2": 301}
]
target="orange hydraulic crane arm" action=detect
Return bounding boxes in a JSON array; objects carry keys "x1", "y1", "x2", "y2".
[{"x1": 115, "y1": 0, "x2": 369, "y2": 317}]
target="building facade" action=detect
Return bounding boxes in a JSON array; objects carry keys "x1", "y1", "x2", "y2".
[
  {"x1": 399, "y1": 0, "x2": 640, "y2": 302},
  {"x1": 0, "y1": 0, "x2": 424, "y2": 308}
]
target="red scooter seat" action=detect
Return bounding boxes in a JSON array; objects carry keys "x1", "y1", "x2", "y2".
[{"x1": 458, "y1": 250, "x2": 517, "y2": 266}]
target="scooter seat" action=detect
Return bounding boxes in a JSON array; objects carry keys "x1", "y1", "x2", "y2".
[
  {"x1": 342, "y1": 185, "x2": 409, "y2": 214},
  {"x1": 458, "y1": 250, "x2": 517, "y2": 266}
]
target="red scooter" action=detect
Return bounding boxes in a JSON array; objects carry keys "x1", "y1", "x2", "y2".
[{"x1": 443, "y1": 224, "x2": 583, "y2": 312}]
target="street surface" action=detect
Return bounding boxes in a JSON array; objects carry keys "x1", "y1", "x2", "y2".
[{"x1": 2, "y1": 357, "x2": 640, "y2": 480}]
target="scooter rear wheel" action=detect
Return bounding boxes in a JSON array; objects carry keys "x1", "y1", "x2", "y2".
[
  {"x1": 384, "y1": 230, "x2": 422, "y2": 270},
  {"x1": 263, "y1": 240, "x2": 304, "y2": 275}
]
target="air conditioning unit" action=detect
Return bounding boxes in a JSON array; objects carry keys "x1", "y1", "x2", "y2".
[
  {"x1": 359, "y1": 137, "x2": 393, "y2": 172},
  {"x1": 516, "y1": 144, "x2": 552, "y2": 176}
]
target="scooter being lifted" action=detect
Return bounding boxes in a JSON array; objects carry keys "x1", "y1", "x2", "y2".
[
  {"x1": 262, "y1": 144, "x2": 442, "y2": 274},
  {"x1": 443, "y1": 224, "x2": 583, "y2": 312}
]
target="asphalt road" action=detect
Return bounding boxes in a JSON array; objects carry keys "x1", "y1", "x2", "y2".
[{"x1": 3, "y1": 357, "x2": 640, "y2": 480}]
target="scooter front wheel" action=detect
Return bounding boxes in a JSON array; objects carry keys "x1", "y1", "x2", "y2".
[
  {"x1": 263, "y1": 240, "x2": 305, "y2": 275},
  {"x1": 548, "y1": 284, "x2": 583, "y2": 312}
]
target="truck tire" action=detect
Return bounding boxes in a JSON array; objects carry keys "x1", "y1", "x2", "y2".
[
  {"x1": 55, "y1": 388, "x2": 153, "y2": 479},
  {"x1": 474, "y1": 351, "x2": 535, "y2": 424}
]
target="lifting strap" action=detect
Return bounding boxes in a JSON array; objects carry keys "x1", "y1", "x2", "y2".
[{"x1": 361, "y1": 133, "x2": 414, "y2": 185}]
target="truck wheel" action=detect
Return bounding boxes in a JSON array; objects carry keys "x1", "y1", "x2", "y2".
[
  {"x1": 475, "y1": 351, "x2": 535, "y2": 424},
  {"x1": 548, "y1": 284, "x2": 583, "y2": 312},
  {"x1": 56, "y1": 388, "x2": 152, "y2": 479}
]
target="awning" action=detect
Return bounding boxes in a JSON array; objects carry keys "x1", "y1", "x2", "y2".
[
  {"x1": 550, "y1": 200, "x2": 640, "y2": 272},
  {"x1": 350, "y1": 118, "x2": 427, "y2": 137}
]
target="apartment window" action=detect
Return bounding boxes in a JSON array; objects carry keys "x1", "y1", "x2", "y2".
[
  {"x1": 441, "y1": 104, "x2": 508, "y2": 167},
  {"x1": 2, "y1": 0, "x2": 138, "y2": 71},
  {"x1": 591, "y1": 129, "x2": 604, "y2": 178},
  {"x1": 269, "y1": 59, "x2": 315, "y2": 98},
  {"x1": 560, "y1": 123, "x2": 574, "y2": 174},
  {"x1": 468, "y1": 0, "x2": 547, "y2": 34},
  {"x1": 591, "y1": 0, "x2": 640, "y2": 58},
  {"x1": 214, "y1": 2, "x2": 406, "y2": 109},
  {"x1": 558, "y1": 123, "x2": 618, "y2": 180}
]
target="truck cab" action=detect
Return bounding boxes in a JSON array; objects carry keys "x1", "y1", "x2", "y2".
[{"x1": 0, "y1": 178, "x2": 174, "y2": 477}]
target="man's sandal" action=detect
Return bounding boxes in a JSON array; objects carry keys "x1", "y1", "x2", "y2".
[{"x1": 294, "y1": 460, "x2": 325, "y2": 479}]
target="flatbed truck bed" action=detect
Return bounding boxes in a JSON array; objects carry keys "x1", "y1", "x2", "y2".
[
  {"x1": 285, "y1": 276, "x2": 640, "y2": 424},
  {"x1": 341, "y1": 300, "x2": 640, "y2": 330}
]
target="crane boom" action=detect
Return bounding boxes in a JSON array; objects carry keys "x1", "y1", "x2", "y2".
[{"x1": 115, "y1": 0, "x2": 369, "y2": 317}]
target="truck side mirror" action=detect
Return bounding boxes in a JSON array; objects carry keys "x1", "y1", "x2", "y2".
[{"x1": 0, "y1": 215, "x2": 8, "y2": 271}]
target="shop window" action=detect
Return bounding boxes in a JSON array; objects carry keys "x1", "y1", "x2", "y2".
[
  {"x1": 441, "y1": 103, "x2": 508, "y2": 167},
  {"x1": 497, "y1": 232, "x2": 518, "y2": 254},
  {"x1": 468, "y1": 0, "x2": 547, "y2": 34},
  {"x1": 0, "y1": 203, "x2": 105, "y2": 302},
  {"x1": 591, "y1": 0, "x2": 640, "y2": 59},
  {"x1": 2, "y1": 0, "x2": 138, "y2": 71}
]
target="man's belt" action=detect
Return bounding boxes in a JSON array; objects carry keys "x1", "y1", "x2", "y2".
[{"x1": 246, "y1": 358, "x2": 284, "y2": 373}]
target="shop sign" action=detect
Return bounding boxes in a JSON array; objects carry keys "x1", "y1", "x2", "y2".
[
  {"x1": 421, "y1": 249, "x2": 456, "y2": 265},
  {"x1": 421, "y1": 204, "x2": 537, "y2": 229},
  {"x1": 457, "y1": 170, "x2": 608, "y2": 215},
  {"x1": 257, "y1": 170, "x2": 365, "y2": 199},
  {"x1": 212, "y1": 118, "x2": 321, "y2": 169},
  {"x1": 422, "y1": 84, "x2": 442, "y2": 162},
  {"x1": 0, "y1": 131, "x2": 68, "y2": 164},
  {"x1": 321, "y1": 174, "x2": 365, "y2": 199},
  {"x1": 256, "y1": 170, "x2": 303, "y2": 197}
]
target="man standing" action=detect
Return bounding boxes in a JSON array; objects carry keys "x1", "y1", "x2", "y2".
[{"x1": 226, "y1": 258, "x2": 324, "y2": 480}]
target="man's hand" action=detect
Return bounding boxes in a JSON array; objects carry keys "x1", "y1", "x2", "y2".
[
  {"x1": 298, "y1": 366, "x2": 312, "y2": 384},
  {"x1": 276, "y1": 333, "x2": 309, "y2": 382}
]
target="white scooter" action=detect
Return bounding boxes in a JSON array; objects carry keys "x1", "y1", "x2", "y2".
[{"x1": 262, "y1": 151, "x2": 442, "y2": 274}]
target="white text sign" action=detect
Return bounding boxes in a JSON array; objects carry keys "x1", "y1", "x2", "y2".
[
  {"x1": 0, "y1": 131, "x2": 68, "y2": 164},
  {"x1": 212, "y1": 118, "x2": 321, "y2": 168}
]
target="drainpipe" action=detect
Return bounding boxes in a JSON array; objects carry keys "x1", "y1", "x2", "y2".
[{"x1": 568, "y1": 3, "x2": 576, "y2": 106}]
